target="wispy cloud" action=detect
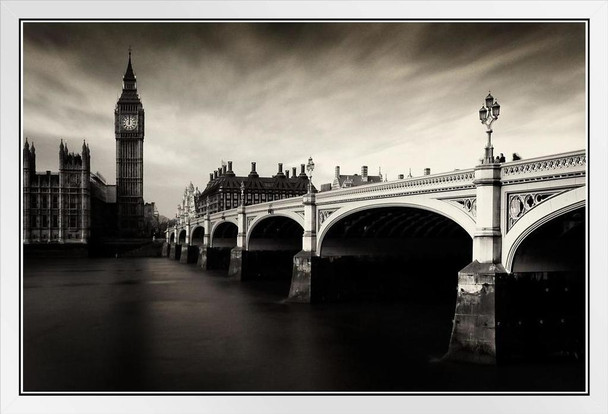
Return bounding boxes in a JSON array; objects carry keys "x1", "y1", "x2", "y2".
[{"x1": 23, "y1": 22, "x2": 586, "y2": 216}]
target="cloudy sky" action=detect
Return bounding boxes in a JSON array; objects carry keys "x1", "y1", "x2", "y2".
[{"x1": 23, "y1": 22, "x2": 586, "y2": 217}]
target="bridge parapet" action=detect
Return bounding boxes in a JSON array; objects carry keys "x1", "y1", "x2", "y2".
[
  {"x1": 500, "y1": 150, "x2": 586, "y2": 184},
  {"x1": 245, "y1": 198, "x2": 303, "y2": 214},
  {"x1": 316, "y1": 168, "x2": 476, "y2": 202}
]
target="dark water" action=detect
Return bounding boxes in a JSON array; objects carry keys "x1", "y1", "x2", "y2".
[{"x1": 23, "y1": 257, "x2": 585, "y2": 392}]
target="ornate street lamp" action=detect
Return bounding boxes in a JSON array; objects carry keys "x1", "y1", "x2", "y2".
[
  {"x1": 240, "y1": 181, "x2": 245, "y2": 206},
  {"x1": 479, "y1": 91, "x2": 501, "y2": 164},
  {"x1": 306, "y1": 156, "x2": 315, "y2": 193}
]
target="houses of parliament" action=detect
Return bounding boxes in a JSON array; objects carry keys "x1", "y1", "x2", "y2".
[{"x1": 23, "y1": 51, "x2": 152, "y2": 244}]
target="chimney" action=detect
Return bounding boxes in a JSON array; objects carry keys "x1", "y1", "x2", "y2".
[
  {"x1": 209, "y1": 173, "x2": 214, "y2": 181},
  {"x1": 278, "y1": 163, "x2": 283, "y2": 173},
  {"x1": 249, "y1": 162, "x2": 259, "y2": 178},
  {"x1": 225, "y1": 161, "x2": 235, "y2": 177},
  {"x1": 398, "y1": 174, "x2": 404, "y2": 179},
  {"x1": 361, "y1": 165, "x2": 368, "y2": 181},
  {"x1": 214, "y1": 170, "x2": 218, "y2": 179},
  {"x1": 299, "y1": 164, "x2": 307, "y2": 178},
  {"x1": 222, "y1": 164, "x2": 227, "y2": 175},
  {"x1": 424, "y1": 168, "x2": 431, "y2": 176},
  {"x1": 292, "y1": 167, "x2": 297, "y2": 177},
  {"x1": 335, "y1": 166, "x2": 340, "y2": 178},
  {"x1": 286, "y1": 170, "x2": 290, "y2": 178}
]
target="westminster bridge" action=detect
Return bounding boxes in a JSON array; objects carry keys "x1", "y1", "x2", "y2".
[{"x1": 164, "y1": 149, "x2": 586, "y2": 364}]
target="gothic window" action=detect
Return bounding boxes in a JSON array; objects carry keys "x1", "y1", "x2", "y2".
[
  {"x1": 52, "y1": 215, "x2": 58, "y2": 228},
  {"x1": 31, "y1": 197, "x2": 37, "y2": 208},
  {"x1": 42, "y1": 196, "x2": 48, "y2": 209},
  {"x1": 69, "y1": 216, "x2": 76, "y2": 228},
  {"x1": 30, "y1": 215, "x2": 37, "y2": 228},
  {"x1": 42, "y1": 215, "x2": 48, "y2": 227},
  {"x1": 52, "y1": 196, "x2": 58, "y2": 209}
]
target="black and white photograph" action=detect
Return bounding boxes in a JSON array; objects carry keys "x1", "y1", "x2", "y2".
[{"x1": 1, "y1": 1, "x2": 607, "y2": 414}]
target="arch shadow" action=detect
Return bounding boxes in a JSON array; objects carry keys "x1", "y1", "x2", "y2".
[
  {"x1": 245, "y1": 215, "x2": 303, "y2": 284},
  {"x1": 190, "y1": 225, "x2": 204, "y2": 246},
  {"x1": 497, "y1": 206, "x2": 585, "y2": 363}
]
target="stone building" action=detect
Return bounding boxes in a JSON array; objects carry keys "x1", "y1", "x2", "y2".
[
  {"x1": 194, "y1": 161, "x2": 311, "y2": 216},
  {"x1": 89, "y1": 172, "x2": 118, "y2": 240},
  {"x1": 331, "y1": 165, "x2": 383, "y2": 190},
  {"x1": 176, "y1": 183, "x2": 200, "y2": 225},
  {"x1": 23, "y1": 139, "x2": 91, "y2": 243},
  {"x1": 143, "y1": 202, "x2": 160, "y2": 236},
  {"x1": 23, "y1": 50, "x2": 153, "y2": 246}
]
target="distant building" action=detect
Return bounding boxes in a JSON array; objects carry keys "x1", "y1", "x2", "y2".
[
  {"x1": 191, "y1": 161, "x2": 311, "y2": 217},
  {"x1": 23, "y1": 139, "x2": 91, "y2": 243},
  {"x1": 331, "y1": 165, "x2": 383, "y2": 190},
  {"x1": 144, "y1": 202, "x2": 159, "y2": 221},
  {"x1": 89, "y1": 171, "x2": 118, "y2": 240},
  {"x1": 144, "y1": 201, "x2": 160, "y2": 236},
  {"x1": 319, "y1": 183, "x2": 332, "y2": 192},
  {"x1": 23, "y1": 139, "x2": 121, "y2": 244},
  {"x1": 176, "y1": 183, "x2": 200, "y2": 225}
]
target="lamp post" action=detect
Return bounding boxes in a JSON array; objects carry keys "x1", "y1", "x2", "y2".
[
  {"x1": 478, "y1": 92, "x2": 501, "y2": 164},
  {"x1": 306, "y1": 156, "x2": 315, "y2": 193},
  {"x1": 240, "y1": 181, "x2": 245, "y2": 206}
]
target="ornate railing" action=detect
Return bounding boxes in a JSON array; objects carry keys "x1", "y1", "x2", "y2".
[
  {"x1": 316, "y1": 169, "x2": 476, "y2": 202},
  {"x1": 501, "y1": 150, "x2": 586, "y2": 181}
]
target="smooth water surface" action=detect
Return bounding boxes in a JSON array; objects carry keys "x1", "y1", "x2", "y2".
[{"x1": 23, "y1": 257, "x2": 584, "y2": 392}]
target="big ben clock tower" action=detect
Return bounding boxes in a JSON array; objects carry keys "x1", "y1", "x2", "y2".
[{"x1": 115, "y1": 49, "x2": 145, "y2": 236}]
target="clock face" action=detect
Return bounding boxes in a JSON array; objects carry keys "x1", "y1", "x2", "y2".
[{"x1": 121, "y1": 114, "x2": 138, "y2": 131}]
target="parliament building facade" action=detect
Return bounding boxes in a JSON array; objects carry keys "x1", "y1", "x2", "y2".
[{"x1": 23, "y1": 51, "x2": 147, "y2": 244}]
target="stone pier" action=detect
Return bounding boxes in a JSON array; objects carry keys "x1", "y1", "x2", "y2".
[
  {"x1": 169, "y1": 243, "x2": 181, "y2": 260},
  {"x1": 444, "y1": 261, "x2": 506, "y2": 364},
  {"x1": 228, "y1": 247, "x2": 248, "y2": 280}
]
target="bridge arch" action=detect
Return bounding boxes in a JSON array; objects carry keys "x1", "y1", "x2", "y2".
[
  {"x1": 178, "y1": 229, "x2": 187, "y2": 244},
  {"x1": 169, "y1": 232, "x2": 175, "y2": 243},
  {"x1": 317, "y1": 199, "x2": 475, "y2": 253},
  {"x1": 245, "y1": 214, "x2": 304, "y2": 283},
  {"x1": 190, "y1": 225, "x2": 204, "y2": 246},
  {"x1": 316, "y1": 203, "x2": 472, "y2": 307},
  {"x1": 211, "y1": 220, "x2": 238, "y2": 248},
  {"x1": 503, "y1": 186, "x2": 586, "y2": 272},
  {"x1": 246, "y1": 212, "x2": 305, "y2": 250}
]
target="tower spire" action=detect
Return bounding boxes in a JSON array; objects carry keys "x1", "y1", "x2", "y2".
[{"x1": 123, "y1": 48, "x2": 136, "y2": 82}]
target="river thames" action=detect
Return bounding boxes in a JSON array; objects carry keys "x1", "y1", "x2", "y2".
[{"x1": 23, "y1": 257, "x2": 584, "y2": 392}]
